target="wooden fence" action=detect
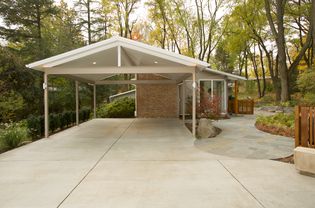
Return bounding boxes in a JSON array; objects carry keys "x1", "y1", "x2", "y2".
[
  {"x1": 228, "y1": 99, "x2": 254, "y2": 114},
  {"x1": 295, "y1": 106, "x2": 315, "y2": 148}
]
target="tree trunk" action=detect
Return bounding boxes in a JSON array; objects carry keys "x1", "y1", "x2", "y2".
[
  {"x1": 249, "y1": 48, "x2": 262, "y2": 98},
  {"x1": 35, "y1": 4, "x2": 43, "y2": 59},
  {"x1": 258, "y1": 45, "x2": 266, "y2": 97},
  {"x1": 264, "y1": 0, "x2": 289, "y2": 101},
  {"x1": 87, "y1": 0, "x2": 91, "y2": 44},
  {"x1": 276, "y1": 1, "x2": 290, "y2": 101}
]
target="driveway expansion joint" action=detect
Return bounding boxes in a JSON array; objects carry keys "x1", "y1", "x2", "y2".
[
  {"x1": 56, "y1": 119, "x2": 135, "y2": 208},
  {"x1": 218, "y1": 160, "x2": 266, "y2": 208}
]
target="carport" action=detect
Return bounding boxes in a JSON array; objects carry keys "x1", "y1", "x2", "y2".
[{"x1": 26, "y1": 36, "x2": 210, "y2": 138}]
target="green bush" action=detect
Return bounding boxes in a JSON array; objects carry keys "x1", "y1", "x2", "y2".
[
  {"x1": 256, "y1": 113, "x2": 295, "y2": 129},
  {"x1": 0, "y1": 122, "x2": 30, "y2": 150},
  {"x1": 26, "y1": 108, "x2": 91, "y2": 139},
  {"x1": 97, "y1": 97, "x2": 135, "y2": 118},
  {"x1": 297, "y1": 69, "x2": 315, "y2": 105},
  {"x1": 80, "y1": 107, "x2": 91, "y2": 122}
]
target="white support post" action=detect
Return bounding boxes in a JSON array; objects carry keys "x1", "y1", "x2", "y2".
[
  {"x1": 93, "y1": 84, "x2": 96, "y2": 118},
  {"x1": 75, "y1": 81, "x2": 79, "y2": 125},
  {"x1": 192, "y1": 72, "x2": 196, "y2": 137},
  {"x1": 117, "y1": 45, "x2": 121, "y2": 67},
  {"x1": 182, "y1": 82, "x2": 186, "y2": 122},
  {"x1": 44, "y1": 73, "x2": 49, "y2": 138}
]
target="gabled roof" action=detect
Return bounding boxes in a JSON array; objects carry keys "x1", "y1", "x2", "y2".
[
  {"x1": 204, "y1": 68, "x2": 247, "y2": 81},
  {"x1": 26, "y1": 36, "x2": 246, "y2": 82},
  {"x1": 26, "y1": 36, "x2": 209, "y2": 70}
]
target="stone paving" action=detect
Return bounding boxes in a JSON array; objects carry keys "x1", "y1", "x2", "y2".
[{"x1": 195, "y1": 115, "x2": 294, "y2": 159}]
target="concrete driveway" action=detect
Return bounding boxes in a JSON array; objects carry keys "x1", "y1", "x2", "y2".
[{"x1": 0, "y1": 118, "x2": 315, "y2": 208}]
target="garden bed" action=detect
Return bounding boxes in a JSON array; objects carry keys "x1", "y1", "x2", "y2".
[
  {"x1": 255, "y1": 113, "x2": 294, "y2": 138},
  {"x1": 255, "y1": 122, "x2": 294, "y2": 137}
]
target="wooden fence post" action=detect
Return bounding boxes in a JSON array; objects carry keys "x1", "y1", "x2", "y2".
[
  {"x1": 234, "y1": 80, "x2": 239, "y2": 114},
  {"x1": 295, "y1": 106, "x2": 301, "y2": 147},
  {"x1": 310, "y1": 107, "x2": 314, "y2": 147},
  {"x1": 301, "y1": 107, "x2": 310, "y2": 147}
]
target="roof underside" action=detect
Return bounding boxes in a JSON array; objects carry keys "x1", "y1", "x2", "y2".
[{"x1": 26, "y1": 36, "x2": 245, "y2": 83}]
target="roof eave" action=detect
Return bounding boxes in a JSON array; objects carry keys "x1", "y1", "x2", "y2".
[{"x1": 204, "y1": 68, "x2": 247, "y2": 81}]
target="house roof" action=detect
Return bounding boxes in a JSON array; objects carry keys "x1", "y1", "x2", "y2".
[
  {"x1": 26, "y1": 36, "x2": 246, "y2": 83},
  {"x1": 26, "y1": 36, "x2": 209, "y2": 70},
  {"x1": 204, "y1": 68, "x2": 247, "y2": 81}
]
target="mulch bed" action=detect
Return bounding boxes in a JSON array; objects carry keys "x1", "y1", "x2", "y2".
[{"x1": 255, "y1": 122, "x2": 294, "y2": 138}]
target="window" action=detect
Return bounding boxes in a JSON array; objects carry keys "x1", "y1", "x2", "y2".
[{"x1": 199, "y1": 80, "x2": 226, "y2": 113}]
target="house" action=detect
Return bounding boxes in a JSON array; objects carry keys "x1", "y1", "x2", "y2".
[{"x1": 26, "y1": 36, "x2": 246, "y2": 137}]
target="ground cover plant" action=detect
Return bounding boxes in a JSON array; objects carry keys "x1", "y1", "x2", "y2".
[
  {"x1": 0, "y1": 122, "x2": 30, "y2": 152},
  {"x1": 255, "y1": 113, "x2": 294, "y2": 137}
]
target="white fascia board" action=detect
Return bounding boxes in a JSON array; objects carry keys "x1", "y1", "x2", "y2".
[
  {"x1": 203, "y1": 68, "x2": 247, "y2": 81},
  {"x1": 117, "y1": 37, "x2": 209, "y2": 67},
  {"x1": 26, "y1": 37, "x2": 119, "y2": 69}
]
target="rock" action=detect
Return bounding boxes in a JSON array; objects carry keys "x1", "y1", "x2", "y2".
[
  {"x1": 197, "y1": 118, "x2": 218, "y2": 139},
  {"x1": 283, "y1": 107, "x2": 294, "y2": 114}
]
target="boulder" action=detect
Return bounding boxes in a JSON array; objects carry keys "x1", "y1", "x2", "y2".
[{"x1": 197, "y1": 118, "x2": 218, "y2": 139}]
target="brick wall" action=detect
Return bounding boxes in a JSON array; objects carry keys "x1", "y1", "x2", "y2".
[{"x1": 136, "y1": 74, "x2": 178, "y2": 118}]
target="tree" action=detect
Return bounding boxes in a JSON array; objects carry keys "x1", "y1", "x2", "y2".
[
  {"x1": 0, "y1": 0, "x2": 57, "y2": 60},
  {"x1": 113, "y1": 0, "x2": 140, "y2": 39},
  {"x1": 43, "y1": 0, "x2": 84, "y2": 55},
  {"x1": 264, "y1": 0, "x2": 313, "y2": 101},
  {"x1": 0, "y1": 47, "x2": 41, "y2": 120},
  {"x1": 75, "y1": 0, "x2": 102, "y2": 44}
]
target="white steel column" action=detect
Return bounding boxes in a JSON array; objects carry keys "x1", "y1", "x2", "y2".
[
  {"x1": 117, "y1": 45, "x2": 121, "y2": 67},
  {"x1": 44, "y1": 73, "x2": 49, "y2": 138},
  {"x1": 75, "y1": 81, "x2": 79, "y2": 125},
  {"x1": 182, "y1": 82, "x2": 186, "y2": 121},
  {"x1": 192, "y1": 72, "x2": 196, "y2": 137},
  {"x1": 93, "y1": 84, "x2": 96, "y2": 118}
]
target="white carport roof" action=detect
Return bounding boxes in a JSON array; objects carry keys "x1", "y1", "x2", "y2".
[{"x1": 26, "y1": 36, "x2": 245, "y2": 83}]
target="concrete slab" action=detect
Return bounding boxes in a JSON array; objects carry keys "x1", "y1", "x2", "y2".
[
  {"x1": 59, "y1": 161, "x2": 262, "y2": 208},
  {"x1": 0, "y1": 118, "x2": 313, "y2": 208},
  {"x1": 220, "y1": 159, "x2": 315, "y2": 208}
]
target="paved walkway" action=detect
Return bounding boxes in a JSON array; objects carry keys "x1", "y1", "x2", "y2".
[
  {"x1": 0, "y1": 118, "x2": 314, "y2": 208},
  {"x1": 195, "y1": 115, "x2": 294, "y2": 159}
]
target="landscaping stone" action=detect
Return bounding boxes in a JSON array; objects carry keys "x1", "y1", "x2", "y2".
[
  {"x1": 197, "y1": 118, "x2": 218, "y2": 138},
  {"x1": 258, "y1": 106, "x2": 293, "y2": 114},
  {"x1": 294, "y1": 147, "x2": 315, "y2": 174}
]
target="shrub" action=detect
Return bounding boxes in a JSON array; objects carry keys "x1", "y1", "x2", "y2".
[
  {"x1": 199, "y1": 95, "x2": 221, "y2": 119},
  {"x1": 49, "y1": 113, "x2": 61, "y2": 133},
  {"x1": 97, "y1": 97, "x2": 135, "y2": 118},
  {"x1": 26, "y1": 115, "x2": 42, "y2": 139},
  {"x1": 80, "y1": 107, "x2": 91, "y2": 121},
  {"x1": 256, "y1": 113, "x2": 295, "y2": 129},
  {"x1": 0, "y1": 122, "x2": 30, "y2": 150},
  {"x1": 297, "y1": 69, "x2": 315, "y2": 105},
  {"x1": 26, "y1": 109, "x2": 91, "y2": 139}
]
